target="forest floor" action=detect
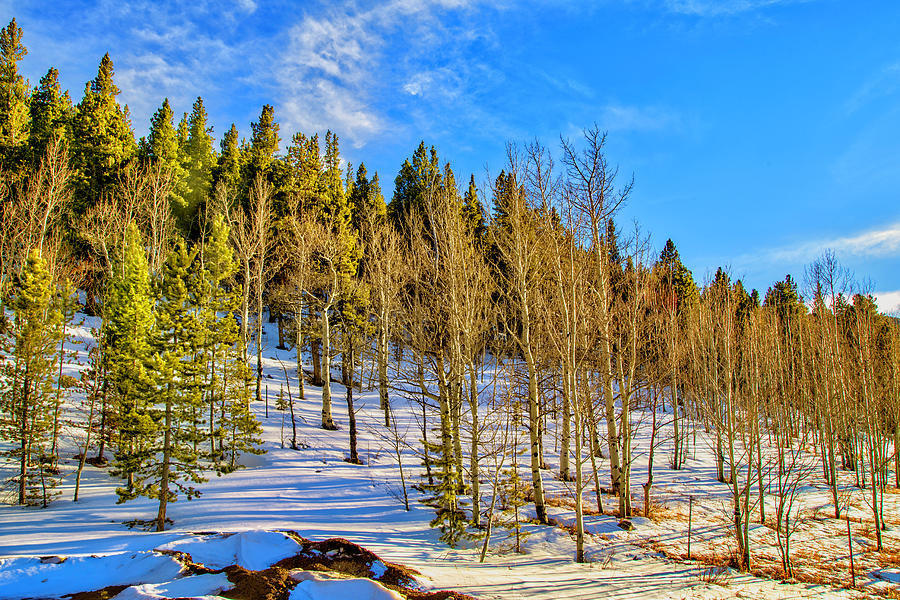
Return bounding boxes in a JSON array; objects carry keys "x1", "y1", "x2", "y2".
[{"x1": 1, "y1": 314, "x2": 898, "y2": 599}]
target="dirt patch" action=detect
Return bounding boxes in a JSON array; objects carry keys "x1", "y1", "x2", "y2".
[
  {"x1": 222, "y1": 565, "x2": 297, "y2": 600},
  {"x1": 275, "y1": 534, "x2": 420, "y2": 590},
  {"x1": 63, "y1": 532, "x2": 474, "y2": 600},
  {"x1": 270, "y1": 533, "x2": 475, "y2": 599},
  {"x1": 63, "y1": 585, "x2": 128, "y2": 600}
]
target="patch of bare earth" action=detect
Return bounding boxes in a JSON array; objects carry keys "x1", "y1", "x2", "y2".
[
  {"x1": 636, "y1": 504, "x2": 899, "y2": 598},
  {"x1": 64, "y1": 532, "x2": 473, "y2": 600}
]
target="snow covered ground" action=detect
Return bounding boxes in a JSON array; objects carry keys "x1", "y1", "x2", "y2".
[{"x1": 0, "y1": 315, "x2": 896, "y2": 599}]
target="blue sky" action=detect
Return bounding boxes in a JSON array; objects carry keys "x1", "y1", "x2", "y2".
[{"x1": 4, "y1": 0, "x2": 900, "y2": 310}]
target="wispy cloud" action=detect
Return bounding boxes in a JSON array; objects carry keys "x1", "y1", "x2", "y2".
[
  {"x1": 753, "y1": 222, "x2": 900, "y2": 266},
  {"x1": 846, "y1": 61, "x2": 900, "y2": 113},
  {"x1": 597, "y1": 104, "x2": 682, "y2": 133},
  {"x1": 10, "y1": 1, "x2": 266, "y2": 131},
  {"x1": 275, "y1": 0, "x2": 496, "y2": 148},
  {"x1": 235, "y1": 0, "x2": 257, "y2": 14},
  {"x1": 660, "y1": 0, "x2": 804, "y2": 17}
]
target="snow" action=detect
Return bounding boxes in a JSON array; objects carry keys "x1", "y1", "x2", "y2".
[
  {"x1": 290, "y1": 572, "x2": 404, "y2": 600},
  {"x1": 0, "y1": 552, "x2": 184, "y2": 598},
  {"x1": 155, "y1": 530, "x2": 301, "y2": 571},
  {"x1": 1, "y1": 314, "x2": 897, "y2": 599},
  {"x1": 111, "y1": 573, "x2": 232, "y2": 600}
]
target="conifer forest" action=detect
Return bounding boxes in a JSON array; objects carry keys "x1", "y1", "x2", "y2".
[{"x1": 2, "y1": 13, "x2": 900, "y2": 600}]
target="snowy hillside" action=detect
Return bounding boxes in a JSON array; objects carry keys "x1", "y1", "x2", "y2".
[{"x1": 0, "y1": 315, "x2": 896, "y2": 600}]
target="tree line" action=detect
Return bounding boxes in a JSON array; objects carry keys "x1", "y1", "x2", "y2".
[{"x1": 1, "y1": 16, "x2": 898, "y2": 580}]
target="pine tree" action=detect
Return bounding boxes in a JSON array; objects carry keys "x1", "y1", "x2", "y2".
[
  {"x1": 28, "y1": 68, "x2": 71, "y2": 164},
  {"x1": 183, "y1": 97, "x2": 215, "y2": 236},
  {"x1": 764, "y1": 274, "x2": 805, "y2": 326},
  {"x1": 348, "y1": 163, "x2": 387, "y2": 236},
  {"x1": 0, "y1": 250, "x2": 64, "y2": 506},
  {"x1": 309, "y1": 131, "x2": 360, "y2": 430},
  {"x1": 199, "y1": 216, "x2": 262, "y2": 472},
  {"x1": 419, "y1": 429, "x2": 468, "y2": 546},
  {"x1": 70, "y1": 53, "x2": 136, "y2": 217},
  {"x1": 243, "y1": 104, "x2": 279, "y2": 189},
  {"x1": 144, "y1": 98, "x2": 188, "y2": 230},
  {"x1": 105, "y1": 224, "x2": 155, "y2": 494},
  {"x1": 286, "y1": 131, "x2": 322, "y2": 214},
  {"x1": 116, "y1": 240, "x2": 207, "y2": 531},
  {"x1": 211, "y1": 123, "x2": 243, "y2": 196},
  {"x1": 388, "y1": 141, "x2": 441, "y2": 231},
  {"x1": 0, "y1": 18, "x2": 30, "y2": 178},
  {"x1": 462, "y1": 174, "x2": 486, "y2": 242},
  {"x1": 176, "y1": 112, "x2": 189, "y2": 155},
  {"x1": 494, "y1": 425, "x2": 531, "y2": 554},
  {"x1": 656, "y1": 239, "x2": 697, "y2": 311}
]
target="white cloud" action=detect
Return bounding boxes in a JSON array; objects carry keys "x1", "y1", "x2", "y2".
[
  {"x1": 597, "y1": 104, "x2": 681, "y2": 133},
  {"x1": 765, "y1": 222, "x2": 900, "y2": 265},
  {"x1": 235, "y1": 0, "x2": 257, "y2": 14},
  {"x1": 275, "y1": 0, "x2": 492, "y2": 148},
  {"x1": 846, "y1": 61, "x2": 900, "y2": 113},
  {"x1": 661, "y1": 0, "x2": 804, "y2": 17},
  {"x1": 733, "y1": 223, "x2": 900, "y2": 286},
  {"x1": 874, "y1": 290, "x2": 900, "y2": 315}
]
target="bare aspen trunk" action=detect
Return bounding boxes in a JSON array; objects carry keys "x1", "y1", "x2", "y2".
[
  {"x1": 346, "y1": 345, "x2": 359, "y2": 463},
  {"x1": 156, "y1": 393, "x2": 172, "y2": 532},
  {"x1": 295, "y1": 309, "x2": 305, "y2": 403},
  {"x1": 524, "y1": 342, "x2": 547, "y2": 524},
  {"x1": 468, "y1": 359, "x2": 480, "y2": 526},
  {"x1": 643, "y1": 387, "x2": 658, "y2": 518},
  {"x1": 378, "y1": 311, "x2": 389, "y2": 427},
  {"x1": 573, "y1": 371, "x2": 585, "y2": 562},
  {"x1": 255, "y1": 291, "x2": 264, "y2": 406},
  {"x1": 672, "y1": 367, "x2": 681, "y2": 470},
  {"x1": 601, "y1": 322, "x2": 622, "y2": 495},
  {"x1": 450, "y1": 367, "x2": 464, "y2": 487},
  {"x1": 560, "y1": 363, "x2": 572, "y2": 481},
  {"x1": 18, "y1": 372, "x2": 29, "y2": 506},
  {"x1": 74, "y1": 381, "x2": 98, "y2": 502},
  {"x1": 436, "y1": 356, "x2": 456, "y2": 487},
  {"x1": 311, "y1": 337, "x2": 323, "y2": 387},
  {"x1": 320, "y1": 294, "x2": 336, "y2": 430}
]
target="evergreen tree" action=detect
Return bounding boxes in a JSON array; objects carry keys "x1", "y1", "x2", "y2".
[
  {"x1": 0, "y1": 18, "x2": 30, "y2": 178},
  {"x1": 70, "y1": 53, "x2": 136, "y2": 217},
  {"x1": 105, "y1": 225, "x2": 155, "y2": 494},
  {"x1": 199, "y1": 216, "x2": 262, "y2": 471},
  {"x1": 388, "y1": 141, "x2": 442, "y2": 230},
  {"x1": 655, "y1": 239, "x2": 697, "y2": 311},
  {"x1": 490, "y1": 170, "x2": 521, "y2": 228},
  {"x1": 764, "y1": 274, "x2": 806, "y2": 325},
  {"x1": 348, "y1": 163, "x2": 387, "y2": 245},
  {"x1": 244, "y1": 104, "x2": 279, "y2": 188},
  {"x1": 286, "y1": 131, "x2": 322, "y2": 214},
  {"x1": 28, "y1": 68, "x2": 72, "y2": 163},
  {"x1": 183, "y1": 97, "x2": 215, "y2": 235},
  {"x1": 307, "y1": 131, "x2": 359, "y2": 430},
  {"x1": 494, "y1": 441, "x2": 531, "y2": 554},
  {"x1": 117, "y1": 240, "x2": 206, "y2": 531},
  {"x1": 462, "y1": 174, "x2": 486, "y2": 242},
  {"x1": 211, "y1": 123, "x2": 243, "y2": 196},
  {"x1": 419, "y1": 434, "x2": 468, "y2": 547},
  {"x1": 175, "y1": 111, "x2": 189, "y2": 155},
  {"x1": 0, "y1": 250, "x2": 64, "y2": 506},
  {"x1": 144, "y1": 98, "x2": 188, "y2": 228}
]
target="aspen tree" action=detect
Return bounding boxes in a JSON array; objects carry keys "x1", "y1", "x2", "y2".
[
  {"x1": 490, "y1": 151, "x2": 550, "y2": 525},
  {"x1": 561, "y1": 126, "x2": 631, "y2": 503}
]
